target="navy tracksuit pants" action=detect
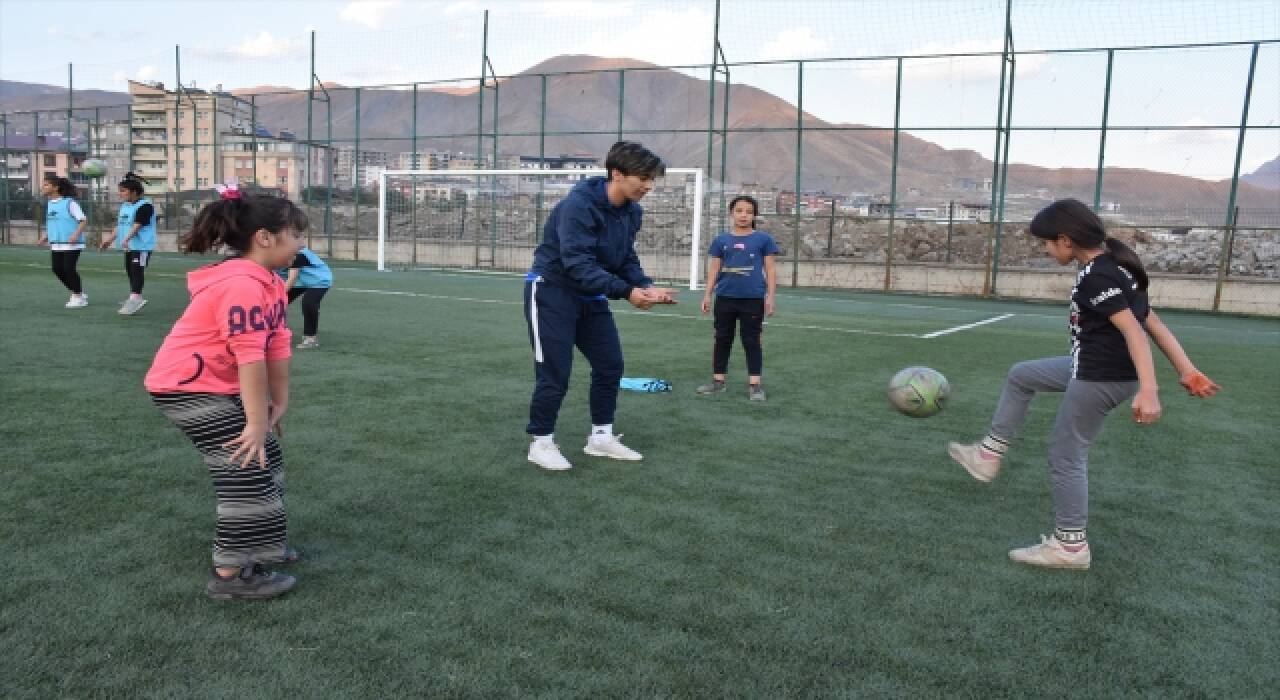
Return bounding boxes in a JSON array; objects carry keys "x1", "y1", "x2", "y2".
[{"x1": 524, "y1": 274, "x2": 624, "y2": 436}]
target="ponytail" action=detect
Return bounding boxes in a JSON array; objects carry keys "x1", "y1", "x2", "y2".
[
  {"x1": 1030, "y1": 199, "x2": 1148, "y2": 291},
  {"x1": 181, "y1": 193, "x2": 308, "y2": 254},
  {"x1": 43, "y1": 173, "x2": 76, "y2": 197},
  {"x1": 119, "y1": 171, "x2": 147, "y2": 196},
  {"x1": 1104, "y1": 236, "x2": 1149, "y2": 291}
]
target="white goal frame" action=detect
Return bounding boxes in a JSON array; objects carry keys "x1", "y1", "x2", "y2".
[{"x1": 377, "y1": 168, "x2": 704, "y2": 289}]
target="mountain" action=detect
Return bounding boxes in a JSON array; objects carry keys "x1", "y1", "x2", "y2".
[
  {"x1": 3, "y1": 63, "x2": 1277, "y2": 212},
  {"x1": 1242, "y1": 155, "x2": 1280, "y2": 191}
]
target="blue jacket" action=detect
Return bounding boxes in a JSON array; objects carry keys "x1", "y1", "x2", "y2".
[{"x1": 530, "y1": 176, "x2": 652, "y2": 299}]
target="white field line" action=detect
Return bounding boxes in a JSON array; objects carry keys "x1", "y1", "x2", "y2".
[{"x1": 918, "y1": 313, "x2": 1016, "y2": 339}]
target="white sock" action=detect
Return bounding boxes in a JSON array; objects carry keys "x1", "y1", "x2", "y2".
[
  {"x1": 591, "y1": 424, "x2": 613, "y2": 437},
  {"x1": 533, "y1": 434, "x2": 554, "y2": 444}
]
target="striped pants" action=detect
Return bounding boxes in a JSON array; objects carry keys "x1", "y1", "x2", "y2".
[{"x1": 151, "y1": 392, "x2": 288, "y2": 568}]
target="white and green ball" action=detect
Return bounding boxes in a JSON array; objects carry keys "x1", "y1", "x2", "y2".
[
  {"x1": 887, "y1": 366, "x2": 950, "y2": 418},
  {"x1": 81, "y1": 159, "x2": 108, "y2": 179}
]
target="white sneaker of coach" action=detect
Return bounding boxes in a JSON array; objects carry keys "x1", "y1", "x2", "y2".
[
  {"x1": 528, "y1": 440, "x2": 572, "y2": 471},
  {"x1": 583, "y1": 433, "x2": 643, "y2": 461}
]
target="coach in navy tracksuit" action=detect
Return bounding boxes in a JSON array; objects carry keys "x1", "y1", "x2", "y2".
[{"x1": 523, "y1": 141, "x2": 678, "y2": 471}]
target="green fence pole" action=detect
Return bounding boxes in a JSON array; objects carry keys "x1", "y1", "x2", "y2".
[
  {"x1": 985, "y1": 2, "x2": 1012, "y2": 297},
  {"x1": 946, "y1": 200, "x2": 954, "y2": 263},
  {"x1": 617, "y1": 69, "x2": 625, "y2": 141},
  {"x1": 991, "y1": 51, "x2": 1016, "y2": 296},
  {"x1": 885, "y1": 57, "x2": 902, "y2": 291},
  {"x1": 250, "y1": 95, "x2": 258, "y2": 187},
  {"x1": 1093, "y1": 49, "x2": 1114, "y2": 211},
  {"x1": 1213, "y1": 42, "x2": 1259, "y2": 311},
  {"x1": 411, "y1": 82, "x2": 418, "y2": 266},
  {"x1": 1, "y1": 115, "x2": 8, "y2": 243},
  {"x1": 35, "y1": 111, "x2": 41, "y2": 239},
  {"x1": 476, "y1": 10, "x2": 488, "y2": 170},
  {"x1": 354, "y1": 87, "x2": 361, "y2": 261},
  {"x1": 66, "y1": 64, "x2": 73, "y2": 179},
  {"x1": 490, "y1": 72, "x2": 499, "y2": 266},
  {"x1": 717, "y1": 61, "x2": 730, "y2": 238},
  {"x1": 306, "y1": 30, "x2": 314, "y2": 209},
  {"x1": 792, "y1": 60, "x2": 803, "y2": 288},
  {"x1": 536, "y1": 74, "x2": 547, "y2": 237},
  {"x1": 325, "y1": 94, "x2": 333, "y2": 255},
  {"x1": 705, "y1": 0, "x2": 721, "y2": 263}
]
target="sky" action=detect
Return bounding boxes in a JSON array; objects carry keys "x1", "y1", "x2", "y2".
[{"x1": 1, "y1": 0, "x2": 1278, "y2": 180}]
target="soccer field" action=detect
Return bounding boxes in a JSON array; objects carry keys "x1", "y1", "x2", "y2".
[{"x1": 1, "y1": 245, "x2": 1276, "y2": 697}]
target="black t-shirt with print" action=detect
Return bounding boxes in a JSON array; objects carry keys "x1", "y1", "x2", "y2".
[{"x1": 1069, "y1": 253, "x2": 1149, "y2": 381}]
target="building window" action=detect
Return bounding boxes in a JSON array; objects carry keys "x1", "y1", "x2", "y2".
[{"x1": 44, "y1": 155, "x2": 57, "y2": 166}]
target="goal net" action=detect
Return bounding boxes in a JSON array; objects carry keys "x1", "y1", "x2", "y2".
[{"x1": 377, "y1": 168, "x2": 705, "y2": 288}]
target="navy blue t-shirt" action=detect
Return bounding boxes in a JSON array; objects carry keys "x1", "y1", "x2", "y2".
[{"x1": 708, "y1": 231, "x2": 779, "y2": 299}]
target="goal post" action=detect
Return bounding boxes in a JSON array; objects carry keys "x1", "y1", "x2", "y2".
[{"x1": 377, "y1": 168, "x2": 705, "y2": 290}]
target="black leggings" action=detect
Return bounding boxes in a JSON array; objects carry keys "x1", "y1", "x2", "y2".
[
  {"x1": 287, "y1": 287, "x2": 328, "y2": 337},
  {"x1": 51, "y1": 250, "x2": 83, "y2": 294},
  {"x1": 125, "y1": 251, "x2": 150, "y2": 294},
  {"x1": 712, "y1": 296, "x2": 765, "y2": 376}
]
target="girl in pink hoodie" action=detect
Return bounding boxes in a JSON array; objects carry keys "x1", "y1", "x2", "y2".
[{"x1": 146, "y1": 186, "x2": 306, "y2": 601}]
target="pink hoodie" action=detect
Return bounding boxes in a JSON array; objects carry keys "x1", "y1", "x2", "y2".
[{"x1": 146, "y1": 257, "x2": 292, "y2": 394}]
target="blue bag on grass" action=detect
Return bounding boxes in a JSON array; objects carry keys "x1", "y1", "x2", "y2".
[{"x1": 620, "y1": 377, "x2": 672, "y2": 393}]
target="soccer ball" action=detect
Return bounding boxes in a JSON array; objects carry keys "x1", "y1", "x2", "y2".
[
  {"x1": 887, "y1": 366, "x2": 950, "y2": 418},
  {"x1": 82, "y1": 159, "x2": 108, "y2": 179}
]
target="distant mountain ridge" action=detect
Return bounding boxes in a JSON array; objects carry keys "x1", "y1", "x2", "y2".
[{"x1": 3, "y1": 59, "x2": 1277, "y2": 209}]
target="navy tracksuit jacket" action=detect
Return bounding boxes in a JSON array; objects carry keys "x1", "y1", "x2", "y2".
[{"x1": 524, "y1": 176, "x2": 652, "y2": 435}]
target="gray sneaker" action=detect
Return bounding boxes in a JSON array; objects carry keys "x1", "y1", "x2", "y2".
[
  {"x1": 297, "y1": 337, "x2": 320, "y2": 349},
  {"x1": 205, "y1": 563, "x2": 296, "y2": 601},
  {"x1": 695, "y1": 379, "x2": 727, "y2": 395},
  {"x1": 748, "y1": 383, "x2": 767, "y2": 402},
  {"x1": 119, "y1": 297, "x2": 148, "y2": 315}
]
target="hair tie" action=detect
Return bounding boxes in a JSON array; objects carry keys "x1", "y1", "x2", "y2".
[{"x1": 214, "y1": 179, "x2": 241, "y2": 201}]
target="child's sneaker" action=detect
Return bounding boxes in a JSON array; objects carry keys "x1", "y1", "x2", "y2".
[
  {"x1": 695, "y1": 379, "x2": 727, "y2": 395},
  {"x1": 583, "y1": 434, "x2": 643, "y2": 461},
  {"x1": 748, "y1": 383, "x2": 767, "y2": 401},
  {"x1": 528, "y1": 440, "x2": 572, "y2": 471},
  {"x1": 65, "y1": 294, "x2": 88, "y2": 309},
  {"x1": 119, "y1": 297, "x2": 147, "y2": 315},
  {"x1": 1008, "y1": 535, "x2": 1091, "y2": 570},
  {"x1": 948, "y1": 442, "x2": 1001, "y2": 482},
  {"x1": 297, "y1": 337, "x2": 320, "y2": 349},
  {"x1": 205, "y1": 563, "x2": 297, "y2": 600}
]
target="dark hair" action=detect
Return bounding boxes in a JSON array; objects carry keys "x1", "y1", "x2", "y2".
[
  {"x1": 604, "y1": 141, "x2": 665, "y2": 180},
  {"x1": 182, "y1": 194, "x2": 309, "y2": 254},
  {"x1": 728, "y1": 194, "x2": 759, "y2": 229},
  {"x1": 118, "y1": 171, "x2": 147, "y2": 196},
  {"x1": 43, "y1": 173, "x2": 76, "y2": 197},
  {"x1": 1029, "y1": 198, "x2": 1148, "y2": 290}
]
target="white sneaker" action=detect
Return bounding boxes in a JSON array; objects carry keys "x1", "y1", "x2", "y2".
[
  {"x1": 583, "y1": 434, "x2": 643, "y2": 461},
  {"x1": 65, "y1": 295, "x2": 88, "y2": 309},
  {"x1": 528, "y1": 440, "x2": 572, "y2": 471},
  {"x1": 119, "y1": 297, "x2": 147, "y2": 315},
  {"x1": 1009, "y1": 534, "x2": 1091, "y2": 570},
  {"x1": 948, "y1": 442, "x2": 1001, "y2": 482}
]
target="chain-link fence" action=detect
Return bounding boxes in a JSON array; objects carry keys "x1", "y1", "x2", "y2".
[{"x1": 3, "y1": 2, "x2": 1277, "y2": 314}]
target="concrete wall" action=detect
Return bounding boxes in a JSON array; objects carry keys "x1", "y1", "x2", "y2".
[{"x1": 5, "y1": 225, "x2": 1276, "y2": 316}]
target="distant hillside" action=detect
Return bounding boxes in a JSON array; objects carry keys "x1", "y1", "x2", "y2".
[
  {"x1": 1242, "y1": 155, "x2": 1280, "y2": 191},
  {"x1": 3, "y1": 66, "x2": 1277, "y2": 213}
]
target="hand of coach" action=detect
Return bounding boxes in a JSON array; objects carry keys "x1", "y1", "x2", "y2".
[{"x1": 629, "y1": 286, "x2": 678, "y2": 310}]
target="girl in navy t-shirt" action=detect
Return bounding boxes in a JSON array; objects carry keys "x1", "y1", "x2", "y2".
[
  {"x1": 948, "y1": 199, "x2": 1220, "y2": 570},
  {"x1": 697, "y1": 195, "x2": 779, "y2": 401}
]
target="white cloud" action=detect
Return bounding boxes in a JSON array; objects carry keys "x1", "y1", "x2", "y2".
[
  {"x1": 857, "y1": 40, "x2": 1048, "y2": 84},
  {"x1": 760, "y1": 28, "x2": 831, "y2": 62},
  {"x1": 340, "y1": 1, "x2": 403, "y2": 29},
  {"x1": 111, "y1": 65, "x2": 159, "y2": 83},
  {"x1": 563, "y1": 7, "x2": 712, "y2": 69},
  {"x1": 229, "y1": 31, "x2": 308, "y2": 59},
  {"x1": 443, "y1": 1, "x2": 481, "y2": 17},
  {"x1": 523, "y1": 1, "x2": 636, "y2": 19}
]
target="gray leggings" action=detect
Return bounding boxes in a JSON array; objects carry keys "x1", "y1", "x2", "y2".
[{"x1": 989, "y1": 356, "x2": 1137, "y2": 530}]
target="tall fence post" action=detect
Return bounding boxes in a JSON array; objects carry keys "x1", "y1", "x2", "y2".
[
  {"x1": 885, "y1": 56, "x2": 902, "y2": 291},
  {"x1": 617, "y1": 69, "x2": 625, "y2": 142},
  {"x1": 991, "y1": 30, "x2": 1017, "y2": 296},
  {"x1": 984, "y1": 1, "x2": 1013, "y2": 297},
  {"x1": 411, "y1": 82, "x2": 418, "y2": 267},
  {"x1": 1213, "y1": 42, "x2": 1259, "y2": 312},
  {"x1": 945, "y1": 200, "x2": 955, "y2": 263},
  {"x1": 792, "y1": 60, "x2": 803, "y2": 288},
  {"x1": 354, "y1": 87, "x2": 362, "y2": 261},
  {"x1": 1093, "y1": 48, "x2": 1114, "y2": 211}
]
